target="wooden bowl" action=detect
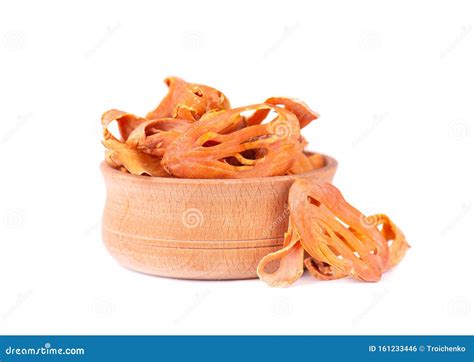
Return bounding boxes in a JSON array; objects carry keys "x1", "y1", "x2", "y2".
[{"x1": 101, "y1": 154, "x2": 337, "y2": 280}]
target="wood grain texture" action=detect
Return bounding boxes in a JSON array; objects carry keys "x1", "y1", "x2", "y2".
[{"x1": 101, "y1": 154, "x2": 338, "y2": 280}]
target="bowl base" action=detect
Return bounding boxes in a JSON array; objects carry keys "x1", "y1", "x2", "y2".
[{"x1": 103, "y1": 228, "x2": 282, "y2": 280}]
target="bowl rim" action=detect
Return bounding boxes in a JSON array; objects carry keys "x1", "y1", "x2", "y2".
[{"x1": 101, "y1": 152, "x2": 337, "y2": 185}]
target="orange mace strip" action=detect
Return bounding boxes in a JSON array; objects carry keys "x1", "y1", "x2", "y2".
[
  {"x1": 257, "y1": 180, "x2": 409, "y2": 286},
  {"x1": 146, "y1": 77, "x2": 230, "y2": 121},
  {"x1": 162, "y1": 104, "x2": 303, "y2": 179}
]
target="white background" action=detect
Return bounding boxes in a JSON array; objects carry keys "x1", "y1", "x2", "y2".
[{"x1": 0, "y1": 0, "x2": 473, "y2": 335}]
